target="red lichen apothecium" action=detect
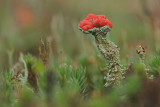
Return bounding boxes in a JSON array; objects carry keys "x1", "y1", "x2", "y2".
[{"x1": 79, "y1": 14, "x2": 112, "y2": 31}]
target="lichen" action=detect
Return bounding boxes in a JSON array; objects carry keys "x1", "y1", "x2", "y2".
[{"x1": 136, "y1": 45, "x2": 146, "y2": 66}]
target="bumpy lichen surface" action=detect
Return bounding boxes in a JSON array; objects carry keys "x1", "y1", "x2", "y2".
[
  {"x1": 94, "y1": 28, "x2": 123, "y2": 87},
  {"x1": 79, "y1": 14, "x2": 124, "y2": 87}
]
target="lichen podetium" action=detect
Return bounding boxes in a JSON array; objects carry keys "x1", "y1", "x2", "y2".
[
  {"x1": 136, "y1": 45, "x2": 146, "y2": 66},
  {"x1": 79, "y1": 14, "x2": 124, "y2": 87}
]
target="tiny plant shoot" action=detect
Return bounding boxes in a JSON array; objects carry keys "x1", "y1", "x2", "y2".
[{"x1": 79, "y1": 14, "x2": 124, "y2": 87}]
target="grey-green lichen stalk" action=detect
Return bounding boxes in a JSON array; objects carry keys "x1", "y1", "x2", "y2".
[
  {"x1": 79, "y1": 26, "x2": 124, "y2": 87},
  {"x1": 136, "y1": 45, "x2": 146, "y2": 67}
]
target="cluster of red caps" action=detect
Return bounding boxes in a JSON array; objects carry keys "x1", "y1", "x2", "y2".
[
  {"x1": 136, "y1": 45, "x2": 141, "y2": 48},
  {"x1": 136, "y1": 45, "x2": 144, "y2": 53},
  {"x1": 79, "y1": 14, "x2": 112, "y2": 31}
]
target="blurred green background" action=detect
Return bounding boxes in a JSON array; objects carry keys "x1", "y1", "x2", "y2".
[
  {"x1": 1, "y1": 0, "x2": 160, "y2": 107},
  {"x1": 0, "y1": 0, "x2": 156, "y2": 69}
]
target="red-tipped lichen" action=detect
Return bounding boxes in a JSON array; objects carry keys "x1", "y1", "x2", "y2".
[
  {"x1": 139, "y1": 50, "x2": 143, "y2": 53},
  {"x1": 136, "y1": 45, "x2": 141, "y2": 48},
  {"x1": 79, "y1": 14, "x2": 124, "y2": 87}
]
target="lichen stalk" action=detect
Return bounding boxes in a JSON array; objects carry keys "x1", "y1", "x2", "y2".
[
  {"x1": 80, "y1": 26, "x2": 124, "y2": 87},
  {"x1": 95, "y1": 35, "x2": 123, "y2": 87}
]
